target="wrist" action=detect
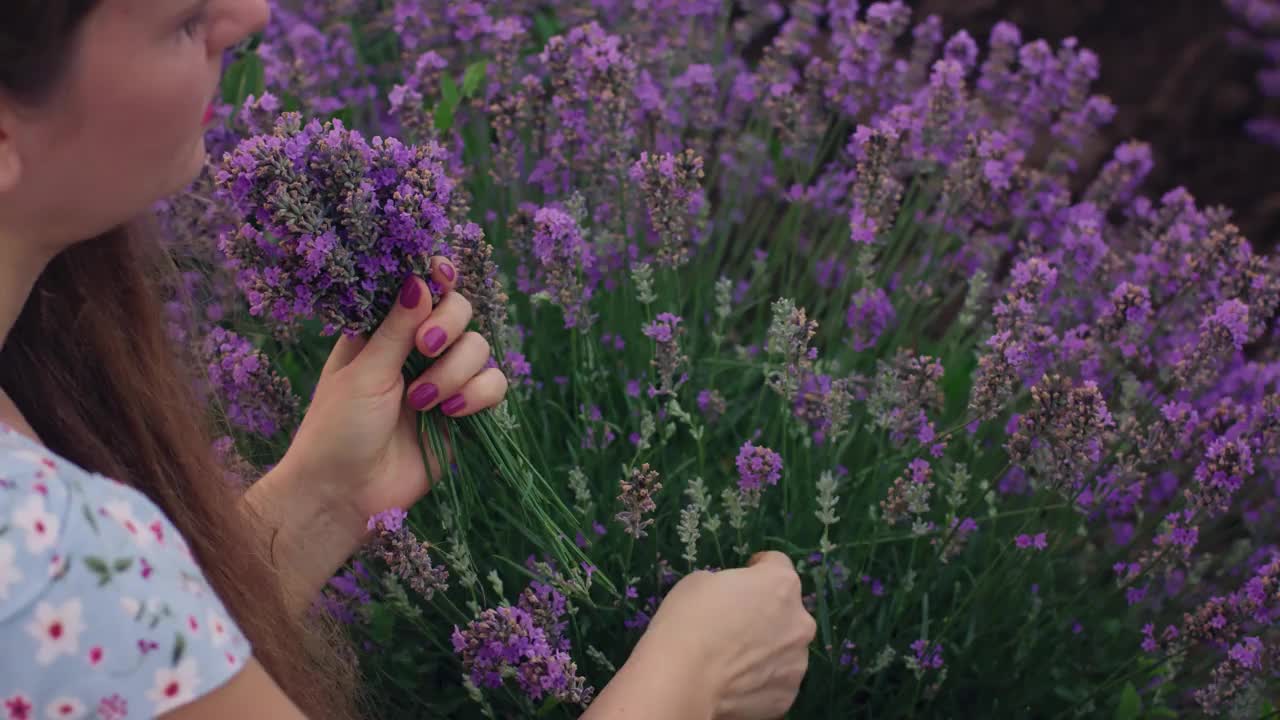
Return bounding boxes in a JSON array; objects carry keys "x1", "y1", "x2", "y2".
[
  {"x1": 606, "y1": 627, "x2": 717, "y2": 720},
  {"x1": 244, "y1": 450, "x2": 372, "y2": 615}
]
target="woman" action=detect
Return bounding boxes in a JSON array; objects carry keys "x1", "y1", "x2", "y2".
[{"x1": 0, "y1": 1, "x2": 817, "y2": 718}]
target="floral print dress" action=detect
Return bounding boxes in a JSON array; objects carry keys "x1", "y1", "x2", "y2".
[{"x1": 0, "y1": 423, "x2": 251, "y2": 719}]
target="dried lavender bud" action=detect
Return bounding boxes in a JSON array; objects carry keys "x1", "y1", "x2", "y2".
[
  {"x1": 616, "y1": 463, "x2": 663, "y2": 539},
  {"x1": 869, "y1": 350, "x2": 945, "y2": 446},
  {"x1": 881, "y1": 459, "x2": 934, "y2": 527},
  {"x1": 766, "y1": 298, "x2": 820, "y2": 400},
  {"x1": 629, "y1": 149, "x2": 707, "y2": 268},
  {"x1": 1007, "y1": 375, "x2": 1116, "y2": 494},
  {"x1": 366, "y1": 509, "x2": 450, "y2": 601},
  {"x1": 642, "y1": 313, "x2": 689, "y2": 398}
]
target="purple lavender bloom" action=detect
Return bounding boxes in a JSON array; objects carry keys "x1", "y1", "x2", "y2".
[
  {"x1": 451, "y1": 604, "x2": 593, "y2": 705},
  {"x1": 735, "y1": 441, "x2": 783, "y2": 493},
  {"x1": 215, "y1": 113, "x2": 460, "y2": 337},
  {"x1": 201, "y1": 327, "x2": 299, "y2": 438},
  {"x1": 528, "y1": 206, "x2": 599, "y2": 330},
  {"x1": 847, "y1": 287, "x2": 896, "y2": 352},
  {"x1": 910, "y1": 640, "x2": 945, "y2": 671}
]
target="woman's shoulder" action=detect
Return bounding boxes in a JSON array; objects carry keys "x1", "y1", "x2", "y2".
[{"x1": 0, "y1": 423, "x2": 252, "y2": 718}]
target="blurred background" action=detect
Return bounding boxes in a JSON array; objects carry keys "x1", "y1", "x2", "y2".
[{"x1": 909, "y1": 0, "x2": 1280, "y2": 252}]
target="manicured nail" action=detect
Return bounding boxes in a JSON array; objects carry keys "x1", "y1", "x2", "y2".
[
  {"x1": 440, "y1": 262, "x2": 456, "y2": 282},
  {"x1": 399, "y1": 276, "x2": 421, "y2": 309},
  {"x1": 441, "y1": 394, "x2": 466, "y2": 415},
  {"x1": 409, "y1": 383, "x2": 439, "y2": 411},
  {"x1": 423, "y1": 326, "x2": 447, "y2": 354}
]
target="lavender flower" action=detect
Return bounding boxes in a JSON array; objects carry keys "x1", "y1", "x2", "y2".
[
  {"x1": 629, "y1": 149, "x2": 707, "y2": 268},
  {"x1": 847, "y1": 287, "x2": 897, "y2": 352},
  {"x1": 616, "y1": 463, "x2": 663, "y2": 539},
  {"x1": 736, "y1": 442, "x2": 783, "y2": 495},
  {"x1": 1007, "y1": 375, "x2": 1116, "y2": 494},
  {"x1": 881, "y1": 459, "x2": 934, "y2": 527},
  {"x1": 642, "y1": 313, "x2": 689, "y2": 397},
  {"x1": 766, "y1": 298, "x2": 820, "y2": 399},
  {"x1": 201, "y1": 327, "x2": 299, "y2": 438},
  {"x1": 868, "y1": 350, "x2": 945, "y2": 446},
  {"x1": 1175, "y1": 300, "x2": 1252, "y2": 390},
  {"x1": 366, "y1": 508, "x2": 449, "y2": 600},
  {"x1": 215, "y1": 113, "x2": 460, "y2": 336},
  {"x1": 451, "y1": 605, "x2": 593, "y2": 706}
]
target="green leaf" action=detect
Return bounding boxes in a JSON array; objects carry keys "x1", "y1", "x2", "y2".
[
  {"x1": 367, "y1": 604, "x2": 396, "y2": 645},
  {"x1": 84, "y1": 556, "x2": 110, "y2": 576},
  {"x1": 433, "y1": 101, "x2": 456, "y2": 133},
  {"x1": 221, "y1": 53, "x2": 265, "y2": 109},
  {"x1": 113, "y1": 557, "x2": 134, "y2": 573},
  {"x1": 532, "y1": 12, "x2": 561, "y2": 46},
  {"x1": 82, "y1": 505, "x2": 99, "y2": 533},
  {"x1": 440, "y1": 74, "x2": 461, "y2": 109},
  {"x1": 461, "y1": 61, "x2": 488, "y2": 98},
  {"x1": 1114, "y1": 682, "x2": 1141, "y2": 720},
  {"x1": 172, "y1": 632, "x2": 187, "y2": 667}
]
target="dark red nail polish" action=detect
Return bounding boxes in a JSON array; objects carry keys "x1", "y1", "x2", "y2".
[
  {"x1": 423, "y1": 326, "x2": 447, "y2": 354},
  {"x1": 441, "y1": 263, "x2": 456, "y2": 282},
  {"x1": 399, "y1": 276, "x2": 421, "y2": 309},
  {"x1": 409, "y1": 383, "x2": 439, "y2": 411},
  {"x1": 441, "y1": 394, "x2": 466, "y2": 415}
]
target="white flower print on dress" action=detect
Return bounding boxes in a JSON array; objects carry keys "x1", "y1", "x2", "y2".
[
  {"x1": 0, "y1": 540, "x2": 22, "y2": 600},
  {"x1": 43, "y1": 696, "x2": 85, "y2": 719},
  {"x1": 11, "y1": 493, "x2": 59, "y2": 554},
  {"x1": 100, "y1": 500, "x2": 151, "y2": 549},
  {"x1": 147, "y1": 658, "x2": 201, "y2": 714},
  {"x1": 207, "y1": 609, "x2": 232, "y2": 648},
  {"x1": 25, "y1": 599, "x2": 85, "y2": 666}
]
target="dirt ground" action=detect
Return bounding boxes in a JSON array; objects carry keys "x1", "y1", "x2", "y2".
[{"x1": 914, "y1": 0, "x2": 1280, "y2": 253}]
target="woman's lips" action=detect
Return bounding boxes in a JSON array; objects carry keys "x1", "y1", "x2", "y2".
[{"x1": 202, "y1": 103, "x2": 216, "y2": 125}]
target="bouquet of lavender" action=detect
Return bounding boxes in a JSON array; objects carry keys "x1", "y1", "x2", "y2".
[
  {"x1": 157, "y1": 1, "x2": 1280, "y2": 717},
  {"x1": 212, "y1": 109, "x2": 600, "y2": 595}
]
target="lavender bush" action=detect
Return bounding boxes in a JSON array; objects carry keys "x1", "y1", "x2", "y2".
[
  {"x1": 1226, "y1": 0, "x2": 1280, "y2": 148},
  {"x1": 159, "y1": 1, "x2": 1280, "y2": 717}
]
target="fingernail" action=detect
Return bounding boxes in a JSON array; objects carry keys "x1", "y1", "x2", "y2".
[
  {"x1": 423, "y1": 326, "x2": 447, "y2": 354},
  {"x1": 409, "y1": 383, "x2": 439, "y2": 411},
  {"x1": 441, "y1": 394, "x2": 466, "y2": 415},
  {"x1": 440, "y1": 262, "x2": 456, "y2": 282},
  {"x1": 399, "y1": 276, "x2": 421, "y2": 309}
]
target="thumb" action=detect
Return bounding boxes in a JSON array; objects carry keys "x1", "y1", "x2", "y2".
[
  {"x1": 747, "y1": 550, "x2": 791, "y2": 571},
  {"x1": 353, "y1": 274, "x2": 435, "y2": 382}
]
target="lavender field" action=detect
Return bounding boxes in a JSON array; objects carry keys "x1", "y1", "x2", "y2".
[{"x1": 168, "y1": 1, "x2": 1280, "y2": 716}]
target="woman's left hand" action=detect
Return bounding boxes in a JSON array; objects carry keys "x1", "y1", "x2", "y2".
[{"x1": 282, "y1": 256, "x2": 509, "y2": 536}]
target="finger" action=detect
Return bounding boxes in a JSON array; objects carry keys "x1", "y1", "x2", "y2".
[
  {"x1": 353, "y1": 275, "x2": 435, "y2": 381},
  {"x1": 405, "y1": 332, "x2": 491, "y2": 412},
  {"x1": 416, "y1": 291, "x2": 473, "y2": 359},
  {"x1": 430, "y1": 255, "x2": 459, "y2": 295},
  {"x1": 320, "y1": 331, "x2": 368, "y2": 379},
  {"x1": 436, "y1": 367, "x2": 508, "y2": 418}
]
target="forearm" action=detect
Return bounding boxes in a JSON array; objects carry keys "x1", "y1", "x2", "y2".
[
  {"x1": 584, "y1": 635, "x2": 715, "y2": 720},
  {"x1": 240, "y1": 451, "x2": 371, "y2": 616}
]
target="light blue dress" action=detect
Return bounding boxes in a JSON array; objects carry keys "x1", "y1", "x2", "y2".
[{"x1": 0, "y1": 422, "x2": 251, "y2": 719}]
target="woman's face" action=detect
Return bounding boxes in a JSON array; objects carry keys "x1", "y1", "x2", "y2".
[{"x1": 0, "y1": 0, "x2": 269, "y2": 248}]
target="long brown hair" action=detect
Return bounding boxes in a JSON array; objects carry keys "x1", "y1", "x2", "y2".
[{"x1": 0, "y1": 3, "x2": 362, "y2": 717}]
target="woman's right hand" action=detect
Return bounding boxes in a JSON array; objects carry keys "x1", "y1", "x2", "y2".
[{"x1": 588, "y1": 550, "x2": 815, "y2": 719}]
